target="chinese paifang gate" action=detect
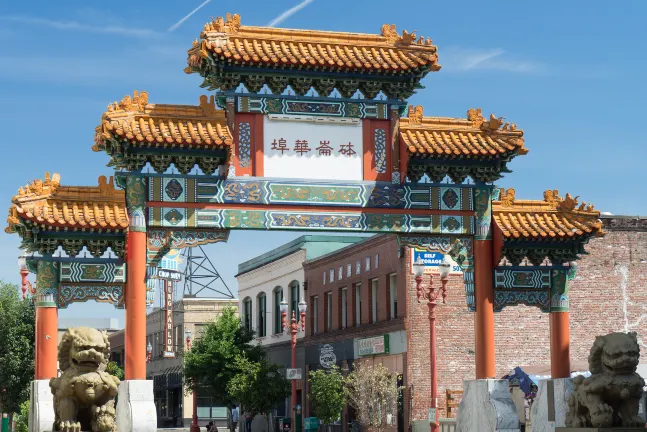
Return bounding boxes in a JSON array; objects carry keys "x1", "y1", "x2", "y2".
[{"x1": 5, "y1": 13, "x2": 604, "y2": 431}]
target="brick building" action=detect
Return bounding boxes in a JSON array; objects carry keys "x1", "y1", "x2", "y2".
[{"x1": 301, "y1": 215, "x2": 647, "y2": 428}]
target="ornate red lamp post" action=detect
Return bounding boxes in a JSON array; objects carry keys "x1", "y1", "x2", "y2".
[
  {"x1": 413, "y1": 256, "x2": 451, "y2": 432},
  {"x1": 186, "y1": 328, "x2": 200, "y2": 432},
  {"x1": 281, "y1": 298, "x2": 307, "y2": 432}
]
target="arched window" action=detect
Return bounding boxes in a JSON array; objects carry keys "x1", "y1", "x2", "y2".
[
  {"x1": 257, "y1": 292, "x2": 267, "y2": 337},
  {"x1": 242, "y1": 297, "x2": 253, "y2": 332},
  {"x1": 289, "y1": 280, "x2": 300, "y2": 320},
  {"x1": 273, "y1": 286, "x2": 284, "y2": 334}
]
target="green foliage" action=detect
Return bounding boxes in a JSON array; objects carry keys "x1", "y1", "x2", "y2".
[
  {"x1": 309, "y1": 367, "x2": 345, "y2": 425},
  {"x1": 0, "y1": 281, "x2": 35, "y2": 415},
  {"x1": 228, "y1": 356, "x2": 290, "y2": 416},
  {"x1": 14, "y1": 400, "x2": 30, "y2": 432},
  {"x1": 183, "y1": 307, "x2": 264, "y2": 407},
  {"x1": 106, "y1": 361, "x2": 125, "y2": 381}
]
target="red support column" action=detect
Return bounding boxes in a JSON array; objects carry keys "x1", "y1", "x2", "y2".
[
  {"x1": 550, "y1": 312, "x2": 571, "y2": 378},
  {"x1": 35, "y1": 260, "x2": 59, "y2": 380},
  {"x1": 473, "y1": 187, "x2": 496, "y2": 379},
  {"x1": 125, "y1": 230, "x2": 147, "y2": 380}
]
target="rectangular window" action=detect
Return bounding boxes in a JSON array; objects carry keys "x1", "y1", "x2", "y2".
[
  {"x1": 371, "y1": 279, "x2": 378, "y2": 323},
  {"x1": 313, "y1": 296, "x2": 319, "y2": 334},
  {"x1": 323, "y1": 272, "x2": 326, "y2": 285},
  {"x1": 365, "y1": 257, "x2": 371, "y2": 272},
  {"x1": 258, "y1": 295, "x2": 267, "y2": 337},
  {"x1": 274, "y1": 289, "x2": 284, "y2": 334},
  {"x1": 356, "y1": 260, "x2": 361, "y2": 275},
  {"x1": 243, "y1": 299, "x2": 253, "y2": 332},
  {"x1": 326, "y1": 292, "x2": 333, "y2": 332},
  {"x1": 347, "y1": 264, "x2": 352, "y2": 277},
  {"x1": 355, "y1": 283, "x2": 362, "y2": 326},
  {"x1": 330, "y1": 269, "x2": 335, "y2": 283},
  {"x1": 341, "y1": 288, "x2": 347, "y2": 329},
  {"x1": 375, "y1": 254, "x2": 379, "y2": 269},
  {"x1": 389, "y1": 274, "x2": 397, "y2": 319},
  {"x1": 338, "y1": 266, "x2": 343, "y2": 280}
]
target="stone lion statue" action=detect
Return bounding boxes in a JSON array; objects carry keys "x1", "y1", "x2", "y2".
[
  {"x1": 565, "y1": 331, "x2": 646, "y2": 428},
  {"x1": 50, "y1": 327, "x2": 120, "y2": 432}
]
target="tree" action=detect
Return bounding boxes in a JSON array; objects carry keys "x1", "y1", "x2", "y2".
[
  {"x1": 184, "y1": 307, "x2": 265, "y2": 431},
  {"x1": 0, "y1": 281, "x2": 35, "y2": 424},
  {"x1": 228, "y1": 356, "x2": 290, "y2": 432},
  {"x1": 309, "y1": 367, "x2": 345, "y2": 426},
  {"x1": 14, "y1": 400, "x2": 30, "y2": 432},
  {"x1": 345, "y1": 363, "x2": 402, "y2": 432},
  {"x1": 106, "y1": 361, "x2": 125, "y2": 381}
]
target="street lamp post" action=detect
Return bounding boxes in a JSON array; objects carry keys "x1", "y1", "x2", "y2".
[
  {"x1": 18, "y1": 256, "x2": 33, "y2": 300},
  {"x1": 413, "y1": 257, "x2": 451, "y2": 432},
  {"x1": 186, "y1": 328, "x2": 199, "y2": 432},
  {"x1": 281, "y1": 298, "x2": 307, "y2": 432},
  {"x1": 146, "y1": 342, "x2": 153, "y2": 363}
]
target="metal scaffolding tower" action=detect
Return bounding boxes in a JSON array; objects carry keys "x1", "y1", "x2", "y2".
[{"x1": 180, "y1": 245, "x2": 234, "y2": 299}]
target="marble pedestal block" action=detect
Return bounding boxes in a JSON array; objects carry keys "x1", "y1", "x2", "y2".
[
  {"x1": 530, "y1": 378, "x2": 574, "y2": 432},
  {"x1": 555, "y1": 428, "x2": 647, "y2": 431},
  {"x1": 29, "y1": 380, "x2": 54, "y2": 432},
  {"x1": 456, "y1": 379, "x2": 520, "y2": 432},
  {"x1": 116, "y1": 380, "x2": 158, "y2": 432}
]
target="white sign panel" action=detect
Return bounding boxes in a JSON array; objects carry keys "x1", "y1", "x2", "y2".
[
  {"x1": 319, "y1": 344, "x2": 337, "y2": 368},
  {"x1": 263, "y1": 115, "x2": 363, "y2": 181},
  {"x1": 286, "y1": 368, "x2": 303, "y2": 380}
]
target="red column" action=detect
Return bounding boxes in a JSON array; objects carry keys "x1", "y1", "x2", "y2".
[
  {"x1": 125, "y1": 230, "x2": 147, "y2": 380},
  {"x1": 550, "y1": 312, "x2": 571, "y2": 378},
  {"x1": 474, "y1": 240, "x2": 495, "y2": 379},
  {"x1": 35, "y1": 306, "x2": 58, "y2": 380}
]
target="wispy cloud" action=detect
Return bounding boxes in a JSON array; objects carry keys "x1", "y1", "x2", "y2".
[
  {"x1": 267, "y1": 0, "x2": 315, "y2": 27},
  {"x1": 168, "y1": 0, "x2": 212, "y2": 32},
  {"x1": 0, "y1": 15, "x2": 159, "y2": 38},
  {"x1": 442, "y1": 47, "x2": 548, "y2": 74}
]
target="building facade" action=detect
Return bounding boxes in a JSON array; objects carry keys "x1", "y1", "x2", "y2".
[
  {"x1": 236, "y1": 235, "x2": 366, "y2": 418},
  {"x1": 109, "y1": 297, "x2": 238, "y2": 428},
  {"x1": 300, "y1": 216, "x2": 647, "y2": 429}
]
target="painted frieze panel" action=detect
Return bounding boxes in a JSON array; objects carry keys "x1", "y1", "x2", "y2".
[
  {"x1": 237, "y1": 96, "x2": 388, "y2": 119},
  {"x1": 494, "y1": 290, "x2": 550, "y2": 313},
  {"x1": 238, "y1": 122, "x2": 252, "y2": 168},
  {"x1": 473, "y1": 186, "x2": 493, "y2": 240},
  {"x1": 59, "y1": 262, "x2": 126, "y2": 283},
  {"x1": 494, "y1": 269, "x2": 551, "y2": 289},
  {"x1": 374, "y1": 129, "x2": 387, "y2": 174},
  {"x1": 493, "y1": 268, "x2": 551, "y2": 312},
  {"x1": 58, "y1": 284, "x2": 125, "y2": 309},
  {"x1": 148, "y1": 177, "x2": 474, "y2": 211}
]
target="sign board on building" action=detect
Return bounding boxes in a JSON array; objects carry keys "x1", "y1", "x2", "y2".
[
  {"x1": 155, "y1": 268, "x2": 182, "y2": 281},
  {"x1": 263, "y1": 115, "x2": 363, "y2": 181},
  {"x1": 357, "y1": 335, "x2": 390, "y2": 356},
  {"x1": 163, "y1": 280, "x2": 175, "y2": 358},
  {"x1": 428, "y1": 408, "x2": 436, "y2": 422},
  {"x1": 410, "y1": 249, "x2": 462, "y2": 275},
  {"x1": 286, "y1": 368, "x2": 303, "y2": 380},
  {"x1": 319, "y1": 344, "x2": 337, "y2": 368}
]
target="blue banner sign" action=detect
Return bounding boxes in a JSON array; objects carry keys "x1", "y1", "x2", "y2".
[{"x1": 410, "y1": 248, "x2": 462, "y2": 275}]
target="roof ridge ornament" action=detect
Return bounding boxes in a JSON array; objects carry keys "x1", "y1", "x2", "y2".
[
  {"x1": 204, "y1": 13, "x2": 241, "y2": 34},
  {"x1": 467, "y1": 108, "x2": 518, "y2": 132},
  {"x1": 380, "y1": 24, "x2": 433, "y2": 47},
  {"x1": 407, "y1": 105, "x2": 424, "y2": 124},
  {"x1": 498, "y1": 188, "x2": 516, "y2": 207},
  {"x1": 108, "y1": 90, "x2": 149, "y2": 113},
  {"x1": 97, "y1": 176, "x2": 121, "y2": 198},
  {"x1": 16, "y1": 172, "x2": 61, "y2": 200}
]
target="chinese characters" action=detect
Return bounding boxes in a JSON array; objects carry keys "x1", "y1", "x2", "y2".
[{"x1": 270, "y1": 139, "x2": 356, "y2": 157}]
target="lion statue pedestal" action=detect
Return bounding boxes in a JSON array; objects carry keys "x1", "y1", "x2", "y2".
[
  {"x1": 556, "y1": 332, "x2": 646, "y2": 431},
  {"x1": 49, "y1": 328, "x2": 120, "y2": 432}
]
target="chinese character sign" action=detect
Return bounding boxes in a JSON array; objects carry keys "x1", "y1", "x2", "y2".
[
  {"x1": 410, "y1": 248, "x2": 463, "y2": 275},
  {"x1": 264, "y1": 117, "x2": 363, "y2": 181}
]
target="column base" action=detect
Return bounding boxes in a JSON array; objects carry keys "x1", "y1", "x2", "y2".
[
  {"x1": 456, "y1": 379, "x2": 520, "y2": 432},
  {"x1": 530, "y1": 378, "x2": 573, "y2": 432},
  {"x1": 29, "y1": 380, "x2": 55, "y2": 432},
  {"x1": 116, "y1": 380, "x2": 157, "y2": 432}
]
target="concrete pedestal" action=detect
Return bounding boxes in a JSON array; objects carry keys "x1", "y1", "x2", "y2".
[
  {"x1": 28, "y1": 380, "x2": 54, "y2": 432},
  {"x1": 116, "y1": 380, "x2": 157, "y2": 432},
  {"x1": 456, "y1": 379, "x2": 520, "y2": 432},
  {"x1": 530, "y1": 378, "x2": 574, "y2": 432},
  {"x1": 555, "y1": 428, "x2": 647, "y2": 431}
]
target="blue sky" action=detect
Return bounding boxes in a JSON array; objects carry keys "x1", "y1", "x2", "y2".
[{"x1": 0, "y1": 0, "x2": 645, "y2": 325}]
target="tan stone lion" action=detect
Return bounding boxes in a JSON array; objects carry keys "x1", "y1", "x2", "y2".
[
  {"x1": 50, "y1": 327, "x2": 120, "y2": 432},
  {"x1": 566, "y1": 331, "x2": 646, "y2": 428}
]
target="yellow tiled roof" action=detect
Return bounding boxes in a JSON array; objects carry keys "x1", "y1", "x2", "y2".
[
  {"x1": 186, "y1": 14, "x2": 440, "y2": 74},
  {"x1": 493, "y1": 188, "x2": 604, "y2": 240},
  {"x1": 6, "y1": 173, "x2": 128, "y2": 233},
  {"x1": 94, "y1": 91, "x2": 233, "y2": 151},
  {"x1": 400, "y1": 106, "x2": 528, "y2": 158}
]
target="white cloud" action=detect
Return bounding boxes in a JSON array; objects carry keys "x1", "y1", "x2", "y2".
[
  {"x1": 0, "y1": 15, "x2": 159, "y2": 38},
  {"x1": 267, "y1": 0, "x2": 315, "y2": 27},
  {"x1": 441, "y1": 47, "x2": 548, "y2": 74},
  {"x1": 168, "y1": 0, "x2": 212, "y2": 32}
]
